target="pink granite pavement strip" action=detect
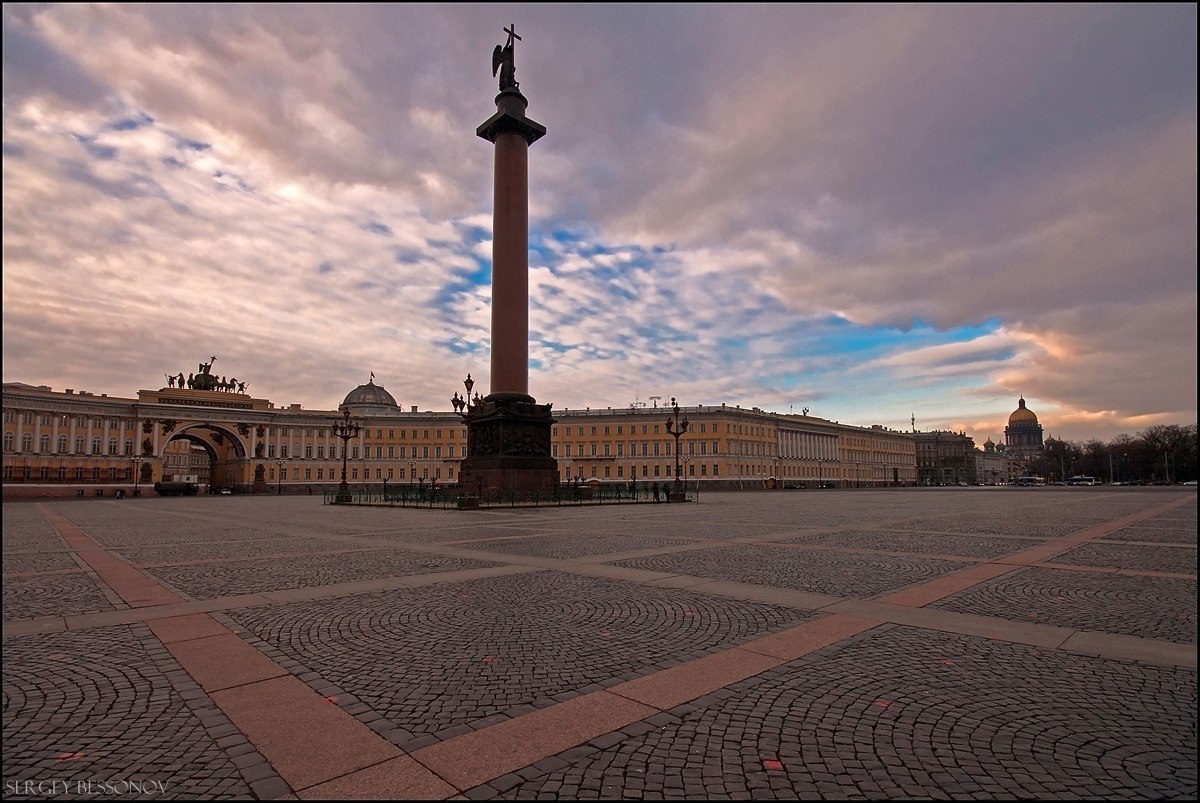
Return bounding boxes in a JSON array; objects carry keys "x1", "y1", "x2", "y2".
[
  {"x1": 411, "y1": 691, "x2": 658, "y2": 791},
  {"x1": 608, "y1": 648, "x2": 783, "y2": 711},
  {"x1": 164, "y1": 632, "x2": 290, "y2": 693},
  {"x1": 212, "y1": 676, "x2": 408, "y2": 792},
  {"x1": 145, "y1": 612, "x2": 232, "y2": 644},
  {"x1": 738, "y1": 613, "x2": 885, "y2": 661},
  {"x1": 296, "y1": 755, "x2": 457, "y2": 800}
]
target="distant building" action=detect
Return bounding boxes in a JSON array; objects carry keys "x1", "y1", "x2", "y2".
[
  {"x1": 1, "y1": 378, "x2": 919, "y2": 496},
  {"x1": 915, "y1": 430, "x2": 976, "y2": 486},
  {"x1": 974, "y1": 437, "x2": 1013, "y2": 485},
  {"x1": 1004, "y1": 396, "x2": 1045, "y2": 460}
]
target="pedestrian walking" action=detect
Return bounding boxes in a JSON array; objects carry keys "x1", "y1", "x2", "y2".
[{"x1": 652, "y1": 482, "x2": 660, "y2": 502}]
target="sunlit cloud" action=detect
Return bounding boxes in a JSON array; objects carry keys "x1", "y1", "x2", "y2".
[{"x1": 2, "y1": 4, "x2": 1195, "y2": 445}]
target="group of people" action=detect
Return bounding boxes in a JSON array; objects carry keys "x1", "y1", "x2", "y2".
[{"x1": 625, "y1": 480, "x2": 677, "y2": 502}]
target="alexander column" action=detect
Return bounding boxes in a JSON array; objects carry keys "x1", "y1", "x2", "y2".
[{"x1": 458, "y1": 24, "x2": 558, "y2": 497}]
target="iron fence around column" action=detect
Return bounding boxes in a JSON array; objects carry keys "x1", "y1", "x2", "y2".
[{"x1": 323, "y1": 481, "x2": 699, "y2": 509}]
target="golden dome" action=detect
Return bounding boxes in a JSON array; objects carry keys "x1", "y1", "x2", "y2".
[{"x1": 1008, "y1": 396, "x2": 1038, "y2": 425}]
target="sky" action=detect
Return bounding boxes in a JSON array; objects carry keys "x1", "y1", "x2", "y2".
[{"x1": 2, "y1": 4, "x2": 1196, "y2": 445}]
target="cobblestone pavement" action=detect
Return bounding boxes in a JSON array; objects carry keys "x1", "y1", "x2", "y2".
[
  {"x1": 2, "y1": 488, "x2": 1195, "y2": 800},
  {"x1": 225, "y1": 572, "x2": 814, "y2": 750},
  {"x1": 481, "y1": 627, "x2": 1196, "y2": 800},
  {"x1": 1056, "y1": 541, "x2": 1197, "y2": 575},
  {"x1": 3, "y1": 572, "x2": 122, "y2": 620},
  {"x1": 614, "y1": 544, "x2": 974, "y2": 598},
  {"x1": 934, "y1": 567, "x2": 1198, "y2": 643},
  {"x1": 142, "y1": 550, "x2": 503, "y2": 599},
  {"x1": 778, "y1": 530, "x2": 1048, "y2": 559},
  {"x1": 3, "y1": 624, "x2": 281, "y2": 799}
]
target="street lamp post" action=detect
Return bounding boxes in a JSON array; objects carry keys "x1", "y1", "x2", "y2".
[
  {"x1": 276, "y1": 457, "x2": 283, "y2": 495},
  {"x1": 332, "y1": 409, "x2": 362, "y2": 504},
  {"x1": 132, "y1": 455, "x2": 141, "y2": 497},
  {"x1": 665, "y1": 397, "x2": 689, "y2": 500},
  {"x1": 451, "y1": 373, "x2": 483, "y2": 502}
]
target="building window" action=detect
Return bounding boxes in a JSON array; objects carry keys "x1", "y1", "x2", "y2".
[
  {"x1": 3, "y1": 433, "x2": 13, "y2": 451},
  {"x1": 280, "y1": 445, "x2": 288, "y2": 458},
  {"x1": 351, "y1": 468, "x2": 358, "y2": 479},
  {"x1": 423, "y1": 446, "x2": 429, "y2": 459},
  {"x1": 267, "y1": 444, "x2": 275, "y2": 458},
  {"x1": 318, "y1": 468, "x2": 324, "y2": 480},
  {"x1": 318, "y1": 446, "x2": 325, "y2": 459},
  {"x1": 39, "y1": 434, "x2": 50, "y2": 453},
  {"x1": 23, "y1": 412, "x2": 35, "y2": 424},
  {"x1": 351, "y1": 446, "x2": 359, "y2": 459},
  {"x1": 387, "y1": 446, "x2": 394, "y2": 458},
  {"x1": 3, "y1": 411, "x2": 12, "y2": 423},
  {"x1": 305, "y1": 468, "x2": 312, "y2": 480},
  {"x1": 124, "y1": 440, "x2": 133, "y2": 456},
  {"x1": 306, "y1": 445, "x2": 313, "y2": 458},
  {"x1": 58, "y1": 435, "x2": 68, "y2": 453},
  {"x1": 91, "y1": 437, "x2": 101, "y2": 455},
  {"x1": 604, "y1": 466, "x2": 611, "y2": 478},
  {"x1": 75, "y1": 436, "x2": 85, "y2": 454}
]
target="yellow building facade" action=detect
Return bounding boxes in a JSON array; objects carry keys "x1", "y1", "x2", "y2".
[{"x1": 2, "y1": 380, "x2": 916, "y2": 496}]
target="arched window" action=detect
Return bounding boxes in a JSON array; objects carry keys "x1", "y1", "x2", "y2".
[
  {"x1": 75, "y1": 436, "x2": 85, "y2": 454},
  {"x1": 21, "y1": 433, "x2": 33, "y2": 452},
  {"x1": 58, "y1": 435, "x2": 68, "y2": 453},
  {"x1": 91, "y1": 437, "x2": 102, "y2": 455},
  {"x1": 108, "y1": 438, "x2": 119, "y2": 455},
  {"x1": 3, "y1": 433, "x2": 13, "y2": 451},
  {"x1": 39, "y1": 434, "x2": 50, "y2": 453},
  {"x1": 124, "y1": 440, "x2": 133, "y2": 456}
]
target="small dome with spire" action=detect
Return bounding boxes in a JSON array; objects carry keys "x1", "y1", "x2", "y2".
[{"x1": 339, "y1": 375, "x2": 400, "y2": 417}]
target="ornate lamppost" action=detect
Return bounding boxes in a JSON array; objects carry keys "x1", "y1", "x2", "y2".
[
  {"x1": 451, "y1": 373, "x2": 484, "y2": 506},
  {"x1": 132, "y1": 455, "x2": 141, "y2": 497},
  {"x1": 332, "y1": 409, "x2": 362, "y2": 504},
  {"x1": 276, "y1": 457, "x2": 283, "y2": 495},
  {"x1": 665, "y1": 397, "x2": 689, "y2": 500}
]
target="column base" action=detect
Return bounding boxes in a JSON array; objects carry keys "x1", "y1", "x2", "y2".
[{"x1": 457, "y1": 393, "x2": 558, "y2": 498}]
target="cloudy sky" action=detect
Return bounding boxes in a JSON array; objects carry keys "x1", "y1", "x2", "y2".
[{"x1": 3, "y1": 4, "x2": 1196, "y2": 443}]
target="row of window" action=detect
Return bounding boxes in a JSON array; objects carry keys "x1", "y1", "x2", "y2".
[
  {"x1": 5, "y1": 411, "x2": 137, "y2": 429},
  {"x1": 561, "y1": 464, "x2": 724, "y2": 479},
  {"x1": 3, "y1": 433, "x2": 134, "y2": 455},
  {"x1": 3, "y1": 466, "x2": 132, "y2": 481}
]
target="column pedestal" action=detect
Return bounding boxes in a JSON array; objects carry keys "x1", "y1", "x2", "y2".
[{"x1": 458, "y1": 393, "x2": 558, "y2": 498}]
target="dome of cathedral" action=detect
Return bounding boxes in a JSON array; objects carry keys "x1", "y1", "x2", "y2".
[
  {"x1": 1008, "y1": 397, "x2": 1039, "y2": 425},
  {"x1": 339, "y1": 377, "x2": 400, "y2": 416}
]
